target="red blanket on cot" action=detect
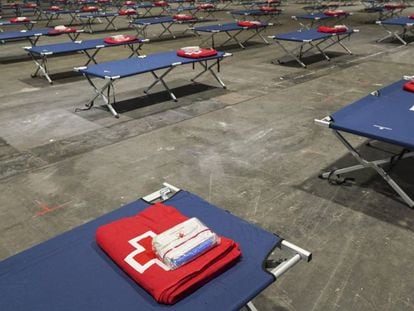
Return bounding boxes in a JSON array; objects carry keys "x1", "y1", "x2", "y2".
[{"x1": 96, "y1": 202, "x2": 241, "y2": 304}]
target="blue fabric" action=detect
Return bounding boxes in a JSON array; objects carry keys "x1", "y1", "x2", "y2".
[
  {"x1": 0, "y1": 28, "x2": 50, "y2": 41},
  {"x1": 195, "y1": 22, "x2": 268, "y2": 32},
  {"x1": 273, "y1": 28, "x2": 354, "y2": 42},
  {"x1": 380, "y1": 17, "x2": 414, "y2": 25},
  {"x1": 294, "y1": 13, "x2": 332, "y2": 20},
  {"x1": 172, "y1": 237, "x2": 217, "y2": 268},
  {"x1": 78, "y1": 12, "x2": 119, "y2": 18},
  {"x1": 0, "y1": 20, "x2": 33, "y2": 26},
  {"x1": 0, "y1": 190, "x2": 280, "y2": 311},
  {"x1": 132, "y1": 16, "x2": 174, "y2": 25},
  {"x1": 231, "y1": 9, "x2": 280, "y2": 16},
  {"x1": 78, "y1": 51, "x2": 226, "y2": 78},
  {"x1": 330, "y1": 79, "x2": 414, "y2": 150},
  {"x1": 134, "y1": 3, "x2": 156, "y2": 9},
  {"x1": 42, "y1": 9, "x2": 81, "y2": 14},
  {"x1": 25, "y1": 38, "x2": 143, "y2": 55}
]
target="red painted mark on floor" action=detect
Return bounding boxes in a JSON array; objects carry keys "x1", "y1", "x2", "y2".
[{"x1": 33, "y1": 200, "x2": 71, "y2": 217}]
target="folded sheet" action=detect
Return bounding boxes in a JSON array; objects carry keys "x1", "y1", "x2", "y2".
[
  {"x1": 96, "y1": 202, "x2": 241, "y2": 304},
  {"x1": 153, "y1": 217, "x2": 220, "y2": 269}
]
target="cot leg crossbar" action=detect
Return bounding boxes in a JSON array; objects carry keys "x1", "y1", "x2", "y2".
[
  {"x1": 191, "y1": 60, "x2": 226, "y2": 88},
  {"x1": 144, "y1": 67, "x2": 177, "y2": 101},
  {"x1": 197, "y1": 30, "x2": 245, "y2": 48},
  {"x1": 159, "y1": 22, "x2": 175, "y2": 38},
  {"x1": 29, "y1": 54, "x2": 53, "y2": 84},
  {"x1": 144, "y1": 183, "x2": 312, "y2": 311},
  {"x1": 82, "y1": 16, "x2": 118, "y2": 33},
  {"x1": 274, "y1": 34, "x2": 353, "y2": 68},
  {"x1": 377, "y1": 24, "x2": 411, "y2": 45},
  {"x1": 320, "y1": 130, "x2": 414, "y2": 208},
  {"x1": 77, "y1": 75, "x2": 119, "y2": 117}
]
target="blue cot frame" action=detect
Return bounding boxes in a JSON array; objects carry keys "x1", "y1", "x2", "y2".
[
  {"x1": 315, "y1": 78, "x2": 414, "y2": 208},
  {"x1": 376, "y1": 17, "x2": 414, "y2": 45},
  {"x1": 193, "y1": 22, "x2": 272, "y2": 49},
  {"x1": 74, "y1": 51, "x2": 231, "y2": 117},
  {"x1": 269, "y1": 28, "x2": 358, "y2": 68},
  {"x1": 0, "y1": 183, "x2": 311, "y2": 311},
  {"x1": 24, "y1": 38, "x2": 147, "y2": 84}
]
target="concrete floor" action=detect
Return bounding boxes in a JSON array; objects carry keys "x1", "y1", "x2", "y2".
[{"x1": 1, "y1": 2, "x2": 414, "y2": 310}]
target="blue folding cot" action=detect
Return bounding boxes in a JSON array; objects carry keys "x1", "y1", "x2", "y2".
[
  {"x1": 363, "y1": 5, "x2": 406, "y2": 20},
  {"x1": 78, "y1": 11, "x2": 120, "y2": 33},
  {"x1": 230, "y1": 9, "x2": 282, "y2": 22},
  {"x1": 74, "y1": 50, "x2": 231, "y2": 117},
  {"x1": 40, "y1": 9, "x2": 82, "y2": 26},
  {"x1": 193, "y1": 22, "x2": 272, "y2": 49},
  {"x1": 315, "y1": 79, "x2": 414, "y2": 208},
  {"x1": 0, "y1": 28, "x2": 82, "y2": 45},
  {"x1": 0, "y1": 19, "x2": 36, "y2": 31},
  {"x1": 237, "y1": 0, "x2": 281, "y2": 9},
  {"x1": 302, "y1": 4, "x2": 339, "y2": 14},
  {"x1": 133, "y1": 2, "x2": 170, "y2": 17},
  {"x1": 131, "y1": 16, "x2": 199, "y2": 39},
  {"x1": 269, "y1": 28, "x2": 358, "y2": 68},
  {"x1": 291, "y1": 12, "x2": 352, "y2": 30},
  {"x1": 0, "y1": 183, "x2": 311, "y2": 311},
  {"x1": 24, "y1": 37, "x2": 147, "y2": 83},
  {"x1": 376, "y1": 17, "x2": 414, "y2": 45}
]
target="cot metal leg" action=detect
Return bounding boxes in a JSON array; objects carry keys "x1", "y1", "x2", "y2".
[
  {"x1": 274, "y1": 40, "x2": 307, "y2": 68},
  {"x1": 195, "y1": 31, "x2": 215, "y2": 48},
  {"x1": 83, "y1": 17, "x2": 94, "y2": 33},
  {"x1": 242, "y1": 28, "x2": 269, "y2": 45},
  {"x1": 320, "y1": 130, "x2": 414, "y2": 208},
  {"x1": 83, "y1": 49, "x2": 100, "y2": 65},
  {"x1": 245, "y1": 301, "x2": 259, "y2": 311},
  {"x1": 159, "y1": 22, "x2": 175, "y2": 38},
  {"x1": 377, "y1": 24, "x2": 407, "y2": 45},
  {"x1": 104, "y1": 16, "x2": 118, "y2": 31},
  {"x1": 78, "y1": 75, "x2": 119, "y2": 118},
  {"x1": 67, "y1": 31, "x2": 81, "y2": 41},
  {"x1": 191, "y1": 60, "x2": 226, "y2": 88},
  {"x1": 221, "y1": 30, "x2": 244, "y2": 48},
  {"x1": 319, "y1": 34, "x2": 353, "y2": 55},
  {"x1": 144, "y1": 67, "x2": 177, "y2": 101},
  {"x1": 134, "y1": 24, "x2": 147, "y2": 38},
  {"x1": 30, "y1": 54, "x2": 53, "y2": 84},
  {"x1": 126, "y1": 42, "x2": 143, "y2": 58}
]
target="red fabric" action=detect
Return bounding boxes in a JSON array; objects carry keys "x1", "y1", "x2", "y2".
[
  {"x1": 237, "y1": 20, "x2": 262, "y2": 27},
  {"x1": 384, "y1": 4, "x2": 405, "y2": 9},
  {"x1": 81, "y1": 6, "x2": 99, "y2": 12},
  {"x1": 317, "y1": 26, "x2": 347, "y2": 33},
  {"x1": 48, "y1": 5, "x2": 62, "y2": 10},
  {"x1": 260, "y1": 6, "x2": 278, "y2": 12},
  {"x1": 96, "y1": 203, "x2": 241, "y2": 304},
  {"x1": 103, "y1": 35, "x2": 138, "y2": 44},
  {"x1": 197, "y1": 3, "x2": 215, "y2": 9},
  {"x1": 177, "y1": 47, "x2": 217, "y2": 58},
  {"x1": 173, "y1": 14, "x2": 195, "y2": 21},
  {"x1": 9, "y1": 17, "x2": 31, "y2": 23},
  {"x1": 324, "y1": 10, "x2": 347, "y2": 16},
  {"x1": 154, "y1": 1, "x2": 169, "y2": 6},
  {"x1": 409, "y1": 14, "x2": 414, "y2": 19},
  {"x1": 118, "y1": 9, "x2": 137, "y2": 15},
  {"x1": 403, "y1": 81, "x2": 414, "y2": 93},
  {"x1": 24, "y1": 3, "x2": 37, "y2": 8},
  {"x1": 48, "y1": 27, "x2": 77, "y2": 35}
]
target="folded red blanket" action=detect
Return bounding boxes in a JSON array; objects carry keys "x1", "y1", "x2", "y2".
[
  {"x1": 96, "y1": 203, "x2": 241, "y2": 304},
  {"x1": 318, "y1": 26, "x2": 347, "y2": 33},
  {"x1": 403, "y1": 81, "x2": 414, "y2": 93}
]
